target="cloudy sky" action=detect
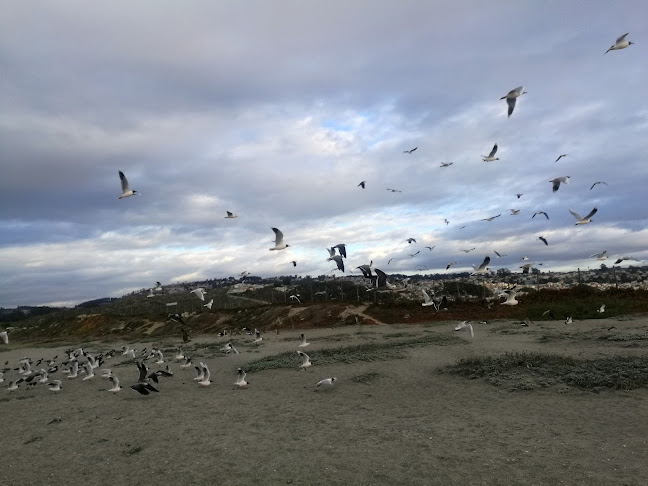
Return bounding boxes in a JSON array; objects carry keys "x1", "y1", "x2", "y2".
[{"x1": 1, "y1": 1, "x2": 647, "y2": 307}]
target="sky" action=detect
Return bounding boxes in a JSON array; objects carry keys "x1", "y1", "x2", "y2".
[{"x1": 1, "y1": 1, "x2": 647, "y2": 307}]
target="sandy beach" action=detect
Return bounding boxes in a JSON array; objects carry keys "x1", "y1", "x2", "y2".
[{"x1": 1, "y1": 316, "x2": 647, "y2": 486}]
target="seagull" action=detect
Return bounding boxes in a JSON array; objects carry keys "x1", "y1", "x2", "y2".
[
  {"x1": 590, "y1": 250, "x2": 608, "y2": 260},
  {"x1": 118, "y1": 170, "x2": 139, "y2": 199},
  {"x1": 253, "y1": 329, "x2": 263, "y2": 344},
  {"x1": 403, "y1": 147, "x2": 418, "y2": 154},
  {"x1": 289, "y1": 294, "x2": 302, "y2": 304},
  {"x1": 532, "y1": 211, "x2": 549, "y2": 220},
  {"x1": 605, "y1": 33, "x2": 634, "y2": 54},
  {"x1": 421, "y1": 289, "x2": 435, "y2": 307},
  {"x1": 471, "y1": 256, "x2": 490, "y2": 275},
  {"x1": 386, "y1": 188, "x2": 402, "y2": 193},
  {"x1": 297, "y1": 350, "x2": 312, "y2": 370},
  {"x1": 373, "y1": 269, "x2": 393, "y2": 289},
  {"x1": 516, "y1": 193, "x2": 523, "y2": 198},
  {"x1": 48, "y1": 380, "x2": 62, "y2": 392},
  {"x1": 482, "y1": 143, "x2": 499, "y2": 162},
  {"x1": 569, "y1": 207, "x2": 597, "y2": 225},
  {"x1": 520, "y1": 263, "x2": 534, "y2": 274},
  {"x1": 461, "y1": 248, "x2": 476, "y2": 253},
  {"x1": 358, "y1": 181, "x2": 366, "y2": 189},
  {"x1": 108, "y1": 375, "x2": 121, "y2": 392},
  {"x1": 446, "y1": 261, "x2": 457, "y2": 270},
  {"x1": 180, "y1": 356, "x2": 193, "y2": 368},
  {"x1": 538, "y1": 236, "x2": 548, "y2": 246},
  {"x1": 550, "y1": 176, "x2": 570, "y2": 192},
  {"x1": 234, "y1": 368, "x2": 249, "y2": 387},
  {"x1": 7, "y1": 380, "x2": 22, "y2": 391},
  {"x1": 328, "y1": 255, "x2": 345, "y2": 272},
  {"x1": 500, "y1": 86, "x2": 527, "y2": 117},
  {"x1": 482, "y1": 214, "x2": 501, "y2": 222},
  {"x1": 204, "y1": 299, "x2": 213, "y2": 310},
  {"x1": 356, "y1": 261, "x2": 373, "y2": 278},
  {"x1": 225, "y1": 211, "x2": 238, "y2": 218},
  {"x1": 406, "y1": 238, "x2": 416, "y2": 244},
  {"x1": 409, "y1": 250, "x2": 420, "y2": 258},
  {"x1": 520, "y1": 318, "x2": 533, "y2": 327},
  {"x1": 500, "y1": 290, "x2": 519, "y2": 306},
  {"x1": 443, "y1": 219, "x2": 449, "y2": 225},
  {"x1": 440, "y1": 162, "x2": 454, "y2": 167},
  {"x1": 565, "y1": 316, "x2": 573, "y2": 324},
  {"x1": 67, "y1": 361, "x2": 79, "y2": 379},
  {"x1": 425, "y1": 246, "x2": 435, "y2": 251},
  {"x1": 590, "y1": 181, "x2": 608, "y2": 190},
  {"x1": 290, "y1": 261, "x2": 297, "y2": 267},
  {"x1": 82, "y1": 362, "x2": 95, "y2": 380},
  {"x1": 0, "y1": 331, "x2": 8, "y2": 345},
  {"x1": 270, "y1": 227, "x2": 290, "y2": 250},
  {"x1": 316, "y1": 377, "x2": 336, "y2": 387},
  {"x1": 146, "y1": 288, "x2": 155, "y2": 298},
  {"x1": 190, "y1": 288, "x2": 206, "y2": 301},
  {"x1": 333, "y1": 243, "x2": 347, "y2": 258},
  {"x1": 494, "y1": 251, "x2": 507, "y2": 258},
  {"x1": 509, "y1": 209, "x2": 520, "y2": 215},
  {"x1": 597, "y1": 304, "x2": 606, "y2": 314},
  {"x1": 454, "y1": 321, "x2": 474, "y2": 338},
  {"x1": 197, "y1": 363, "x2": 211, "y2": 386},
  {"x1": 614, "y1": 257, "x2": 640, "y2": 265},
  {"x1": 543, "y1": 309, "x2": 556, "y2": 319},
  {"x1": 555, "y1": 154, "x2": 568, "y2": 162},
  {"x1": 154, "y1": 281, "x2": 163, "y2": 291}
]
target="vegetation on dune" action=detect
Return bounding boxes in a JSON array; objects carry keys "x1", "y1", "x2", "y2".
[{"x1": 443, "y1": 352, "x2": 648, "y2": 391}]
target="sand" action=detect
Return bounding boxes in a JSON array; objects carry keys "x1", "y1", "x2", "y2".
[{"x1": 1, "y1": 316, "x2": 647, "y2": 486}]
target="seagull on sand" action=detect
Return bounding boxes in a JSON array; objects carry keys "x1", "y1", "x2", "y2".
[
  {"x1": 605, "y1": 33, "x2": 634, "y2": 54},
  {"x1": 597, "y1": 304, "x2": 606, "y2": 314},
  {"x1": 82, "y1": 362, "x2": 95, "y2": 380},
  {"x1": 270, "y1": 228, "x2": 290, "y2": 250},
  {"x1": 118, "y1": 170, "x2": 139, "y2": 199},
  {"x1": 569, "y1": 207, "x2": 597, "y2": 225},
  {"x1": 500, "y1": 86, "x2": 527, "y2": 117},
  {"x1": 421, "y1": 289, "x2": 435, "y2": 307},
  {"x1": 500, "y1": 290, "x2": 519, "y2": 306},
  {"x1": 532, "y1": 211, "x2": 549, "y2": 220},
  {"x1": 316, "y1": 377, "x2": 336, "y2": 387},
  {"x1": 204, "y1": 299, "x2": 213, "y2": 310},
  {"x1": 131, "y1": 361, "x2": 158, "y2": 395},
  {"x1": 298, "y1": 334, "x2": 310, "y2": 348},
  {"x1": 48, "y1": 380, "x2": 62, "y2": 392},
  {"x1": 590, "y1": 181, "x2": 608, "y2": 190},
  {"x1": 482, "y1": 143, "x2": 500, "y2": 162},
  {"x1": 403, "y1": 147, "x2": 418, "y2": 154},
  {"x1": 454, "y1": 321, "x2": 474, "y2": 338},
  {"x1": 297, "y1": 350, "x2": 312, "y2": 370},
  {"x1": 197, "y1": 363, "x2": 211, "y2": 387},
  {"x1": 67, "y1": 361, "x2": 79, "y2": 379},
  {"x1": 550, "y1": 176, "x2": 570, "y2": 192},
  {"x1": 220, "y1": 342, "x2": 240, "y2": 354},
  {"x1": 108, "y1": 375, "x2": 121, "y2": 392},
  {"x1": 234, "y1": 368, "x2": 249, "y2": 387},
  {"x1": 440, "y1": 162, "x2": 454, "y2": 167},
  {"x1": 358, "y1": 181, "x2": 366, "y2": 189},
  {"x1": 538, "y1": 236, "x2": 549, "y2": 246},
  {"x1": 7, "y1": 380, "x2": 22, "y2": 391},
  {"x1": 190, "y1": 288, "x2": 206, "y2": 301},
  {"x1": 225, "y1": 211, "x2": 238, "y2": 218},
  {"x1": 471, "y1": 256, "x2": 490, "y2": 275},
  {"x1": 590, "y1": 250, "x2": 608, "y2": 260},
  {"x1": 0, "y1": 331, "x2": 8, "y2": 345},
  {"x1": 253, "y1": 329, "x2": 263, "y2": 344},
  {"x1": 555, "y1": 154, "x2": 568, "y2": 162}
]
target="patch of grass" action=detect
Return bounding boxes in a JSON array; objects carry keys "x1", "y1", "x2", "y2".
[
  {"x1": 246, "y1": 333, "x2": 465, "y2": 372},
  {"x1": 351, "y1": 371, "x2": 384, "y2": 384},
  {"x1": 443, "y1": 352, "x2": 648, "y2": 391}
]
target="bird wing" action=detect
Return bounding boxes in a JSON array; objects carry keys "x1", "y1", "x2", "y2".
[
  {"x1": 551, "y1": 179, "x2": 561, "y2": 192},
  {"x1": 506, "y1": 97, "x2": 516, "y2": 117},
  {"x1": 584, "y1": 207, "x2": 598, "y2": 220},
  {"x1": 271, "y1": 228, "x2": 284, "y2": 245},
  {"x1": 569, "y1": 209, "x2": 583, "y2": 221},
  {"x1": 616, "y1": 33, "x2": 629, "y2": 43},
  {"x1": 489, "y1": 144, "x2": 498, "y2": 158},
  {"x1": 478, "y1": 256, "x2": 490, "y2": 271},
  {"x1": 421, "y1": 289, "x2": 430, "y2": 303},
  {"x1": 118, "y1": 171, "x2": 129, "y2": 192}
]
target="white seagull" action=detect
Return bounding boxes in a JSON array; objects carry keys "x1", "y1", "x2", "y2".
[
  {"x1": 328, "y1": 255, "x2": 345, "y2": 272},
  {"x1": 550, "y1": 176, "x2": 570, "y2": 192},
  {"x1": 421, "y1": 289, "x2": 435, "y2": 307},
  {"x1": 605, "y1": 33, "x2": 634, "y2": 54},
  {"x1": 225, "y1": 211, "x2": 238, "y2": 218},
  {"x1": 108, "y1": 375, "x2": 121, "y2": 392},
  {"x1": 82, "y1": 362, "x2": 95, "y2": 380},
  {"x1": 298, "y1": 333, "x2": 310, "y2": 348},
  {"x1": 0, "y1": 331, "x2": 8, "y2": 345},
  {"x1": 270, "y1": 227, "x2": 290, "y2": 250},
  {"x1": 297, "y1": 350, "x2": 312, "y2": 370},
  {"x1": 204, "y1": 299, "x2": 213, "y2": 310},
  {"x1": 597, "y1": 304, "x2": 606, "y2": 314},
  {"x1": 253, "y1": 329, "x2": 263, "y2": 344},
  {"x1": 118, "y1": 170, "x2": 139, "y2": 199},
  {"x1": 454, "y1": 321, "x2": 474, "y2": 338},
  {"x1": 234, "y1": 368, "x2": 249, "y2": 387},
  {"x1": 569, "y1": 207, "x2": 597, "y2": 225},
  {"x1": 197, "y1": 363, "x2": 211, "y2": 387},
  {"x1": 500, "y1": 86, "x2": 527, "y2": 117},
  {"x1": 590, "y1": 250, "x2": 608, "y2": 260},
  {"x1": 471, "y1": 256, "x2": 490, "y2": 276},
  {"x1": 482, "y1": 143, "x2": 500, "y2": 162},
  {"x1": 48, "y1": 380, "x2": 62, "y2": 392},
  {"x1": 500, "y1": 290, "x2": 519, "y2": 306},
  {"x1": 316, "y1": 377, "x2": 336, "y2": 387},
  {"x1": 190, "y1": 288, "x2": 206, "y2": 301}
]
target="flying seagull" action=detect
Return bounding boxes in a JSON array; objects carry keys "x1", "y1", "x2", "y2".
[
  {"x1": 204, "y1": 299, "x2": 213, "y2": 310},
  {"x1": 357, "y1": 261, "x2": 373, "y2": 278},
  {"x1": 550, "y1": 176, "x2": 570, "y2": 192},
  {"x1": 520, "y1": 263, "x2": 534, "y2": 274},
  {"x1": 190, "y1": 288, "x2": 206, "y2": 301},
  {"x1": 403, "y1": 147, "x2": 418, "y2": 154},
  {"x1": 316, "y1": 377, "x2": 337, "y2": 387},
  {"x1": 357, "y1": 181, "x2": 366, "y2": 189},
  {"x1": 461, "y1": 248, "x2": 476, "y2": 253},
  {"x1": 454, "y1": 321, "x2": 474, "y2": 338},
  {"x1": 605, "y1": 33, "x2": 634, "y2": 54},
  {"x1": 482, "y1": 214, "x2": 501, "y2": 222},
  {"x1": 425, "y1": 246, "x2": 435, "y2": 251},
  {"x1": 409, "y1": 250, "x2": 420, "y2": 258},
  {"x1": 333, "y1": 243, "x2": 347, "y2": 258},
  {"x1": 0, "y1": 331, "x2": 8, "y2": 345},
  {"x1": 516, "y1": 194, "x2": 523, "y2": 198},
  {"x1": 555, "y1": 154, "x2": 568, "y2": 163},
  {"x1": 118, "y1": 170, "x2": 139, "y2": 199},
  {"x1": 590, "y1": 250, "x2": 608, "y2": 260},
  {"x1": 421, "y1": 289, "x2": 435, "y2": 307},
  {"x1": 509, "y1": 209, "x2": 520, "y2": 215},
  {"x1": 386, "y1": 188, "x2": 402, "y2": 193},
  {"x1": 446, "y1": 261, "x2": 457, "y2": 270},
  {"x1": 614, "y1": 257, "x2": 640, "y2": 265},
  {"x1": 299, "y1": 333, "x2": 310, "y2": 348},
  {"x1": 270, "y1": 227, "x2": 290, "y2": 250},
  {"x1": 290, "y1": 261, "x2": 297, "y2": 267},
  {"x1": 406, "y1": 238, "x2": 416, "y2": 244},
  {"x1": 597, "y1": 304, "x2": 606, "y2": 314},
  {"x1": 482, "y1": 143, "x2": 499, "y2": 162},
  {"x1": 440, "y1": 162, "x2": 454, "y2": 167},
  {"x1": 197, "y1": 362, "x2": 211, "y2": 387},
  {"x1": 569, "y1": 207, "x2": 597, "y2": 225},
  {"x1": 108, "y1": 375, "x2": 121, "y2": 393},
  {"x1": 225, "y1": 211, "x2": 238, "y2": 218},
  {"x1": 500, "y1": 290, "x2": 519, "y2": 306},
  {"x1": 532, "y1": 211, "x2": 549, "y2": 220},
  {"x1": 494, "y1": 251, "x2": 507, "y2": 258},
  {"x1": 590, "y1": 181, "x2": 608, "y2": 190},
  {"x1": 538, "y1": 236, "x2": 548, "y2": 246},
  {"x1": 471, "y1": 256, "x2": 490, "y2": 275},
  {"x1": 500, "y1": 86, "x2": 527, "y2": 117},
  {"x1": 234, "y1": 368, "x2": 249, "y2": 387},
  {"x1": 297, "y1": 350, "x2": 312, "y2": 370},
  {"x1": 328, "y1": 255, "x2": 345, "y2": 272}
]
